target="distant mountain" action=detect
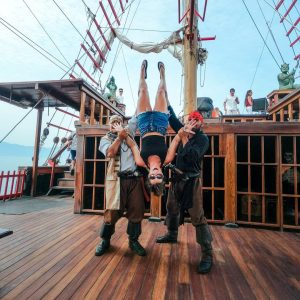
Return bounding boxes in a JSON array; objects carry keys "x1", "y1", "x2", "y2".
[
  {"x1": 0, "y1": 142, "x2": 50, "y2": 156},
  {"x1": 0, "y1": 142, "x2": 70, "y2": 172}
]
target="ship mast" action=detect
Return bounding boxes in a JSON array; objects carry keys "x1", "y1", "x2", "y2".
[{"x1": 182, "y1": 0, "x2": 198, "y2": 118}]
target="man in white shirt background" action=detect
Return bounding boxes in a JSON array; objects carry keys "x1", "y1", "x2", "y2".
[{"x1": 224, "y1": 88, "x2": 240, "y2": 115}]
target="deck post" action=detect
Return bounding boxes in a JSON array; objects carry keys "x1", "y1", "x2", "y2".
[
  {"x1": 149, "y1": 193, "x2": 161, "y2": 221},
  {"x1": 74, "y1": 126, "x2": 84, "y2": 213},
  {"x1": 288, "y1": 103, "x2": 293, "y2": 120},
  {"x1": 80, "y1": 91, "x2": 86, "y2": 123},
  {"x1": 31, "y1": 107, "x2": 43, "y2": 196},
  {"x1": 224, "y1": 133, "x2": 236, "y2": 223},
  {"x1": 183, "y1": 0, "x2": 198, "y2": 119},
  {"x1": 106, "y1": 109, "x2": 110, "y2": 125},
  {"x1": 280, "y1": 108, "x2": 284, "y2": 121},
  {"x1": 90, "y1": 98, "x2": 96, "y2": 125},
  {"x1": 298, "y1": 98, "x2": 300, "y2": 121},
  {"x1": 99, "y1": 105, "x2": 104, "y2": 125}
]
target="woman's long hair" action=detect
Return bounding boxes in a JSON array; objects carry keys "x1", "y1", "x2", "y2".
[{"x1": 145, "y1": 177, "x2": 165, "y2": 196}]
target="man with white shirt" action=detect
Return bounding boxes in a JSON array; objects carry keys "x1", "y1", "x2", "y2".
[{"x1": 224, "y1": 88, "x2": 240, "y2": 115}]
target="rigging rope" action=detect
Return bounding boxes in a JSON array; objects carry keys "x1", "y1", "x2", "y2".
[
  {"x1": 282, "y1": 0, "x2": 299, "y2": 37},
  {"x1": 99, "y1": 26, "x2": 174, "y2": 33},
  {"x1": 0, "y1": 2, "x2": 109, "y2": 144},
  {"x1": 73, "y1": 2, "x2": 104, "y2": 77},
  {"x1": 0, "y1": 94, "x2": 46, "y2": 144},
  {"x1": 179, "y1": 67, "x2": 184, "y2": 106},
  {"x1": 121, "y1": 47, "x2": 136, "y2": 108},
  {"x1": 250, "y1": 8, "x2": 276, "y2": 89},
  {"x1": 104, "y1": 0, "x2": 142, "y2": 87},
  {"x1": 52, "y1": 0, "x2": 90, "y2": 45},
  {"x1": 199, "y1": 62, "x2": 206, "y2": 87},
  {"x1": 257, "y1": 0, "x2": 285, "y2": 63},
  {"x1": 273, "y1": 0, "x2": 297, "y2": 58},
  {"x1": 261, "y1": 0, "x2": 300, "y2": 33},
  {"x1": 241, "y1": 0, "x2": 281, "y2": 69},
  {"x1": 23, "y1": 0, "x2": 71, "y2": 67},
  {"x1": 0, "y1": 17, "x2": 70, "y2": 74}
]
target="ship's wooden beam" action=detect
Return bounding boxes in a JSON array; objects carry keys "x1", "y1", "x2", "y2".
[
  {"x1": 80, "y1": 91, "x2": 86, "y2": 123},
  {"x1": 224, "y1": 133, "x2": 236, "y2": 223},
  {"x1": 31, "y1": 107, "x2": 43, "y2": 196},
  {"x1": 90, "y1": 98, "x2": 96, "y2": 125},
  {"x1": 99, "y1": 104, "x2": 104, "y2": 125}
]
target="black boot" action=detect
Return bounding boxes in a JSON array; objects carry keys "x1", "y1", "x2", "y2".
[
  {"x1": 95, "y1": 223, "x2": 115, "y2": 256},
  {"x1": 127, "y1": 222, "x2": 146, "y2": 256},
  {"x1": 196, "y1": 224, "x2": 213, "y2": 274},
  {"x1": 156, "y1": 215, "x2": 179, "y2": 243}
]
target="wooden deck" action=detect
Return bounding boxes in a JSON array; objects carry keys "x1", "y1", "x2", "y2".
[{"x1": 0, "y1": 197, "x2": 299, "y2": 300}]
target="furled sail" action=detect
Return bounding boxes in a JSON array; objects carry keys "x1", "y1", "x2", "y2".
[{"x1": 94, "y1": 29, "x2": 183, "y2": 72}]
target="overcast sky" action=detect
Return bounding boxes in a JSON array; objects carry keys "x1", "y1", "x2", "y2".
[{"x1": 1, "y1": 0, "x2": 300, "y2": 147}]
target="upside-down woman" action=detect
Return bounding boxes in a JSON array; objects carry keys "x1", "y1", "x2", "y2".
[{"x1": 115, "y1": 60, "x2": 195, "y2": 196}]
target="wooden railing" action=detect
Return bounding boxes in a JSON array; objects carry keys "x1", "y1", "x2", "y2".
[{"x1": 0, "y1": 170, "x2": 26, "y2": 201}]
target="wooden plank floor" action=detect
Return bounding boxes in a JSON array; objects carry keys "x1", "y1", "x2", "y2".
[{"x1": 0, "y1": 198, "x2": 300, "y2": 300}]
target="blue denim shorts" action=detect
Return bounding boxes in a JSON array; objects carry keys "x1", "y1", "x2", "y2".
[{"x1": 137, "y1": 111, "x2": 169, "y2": 137}]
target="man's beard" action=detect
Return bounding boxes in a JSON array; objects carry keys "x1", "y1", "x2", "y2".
[{"x1": 192, "y1": 127, "x2": 200, "y2": 133}]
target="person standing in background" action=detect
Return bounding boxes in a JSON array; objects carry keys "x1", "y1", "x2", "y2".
[
  {"x1": 224, "y1": 88, "x2": 240, "y2": 115},
  {"x1": 67, "y1": 131, "x2": 77, "y2": 176},
  {"x1": 245, "y1": 90, "x2": 253, "y2": 113}
]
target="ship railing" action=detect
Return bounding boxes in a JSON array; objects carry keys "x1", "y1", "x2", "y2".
[{"x1": 0, "y1": 170, "x2": 26, "y2": 201}]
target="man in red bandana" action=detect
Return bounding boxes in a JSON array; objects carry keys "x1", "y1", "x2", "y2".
[{"x1": 157, "y1": 109, "x2": 213, "y2": 274}]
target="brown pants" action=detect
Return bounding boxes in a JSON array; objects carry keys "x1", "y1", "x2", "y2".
[
  {"x1": 104, "y1": 177, "x2": 145, "y2": 224},
  {"x1": 166, "y1": 177, "x2": 207, "y2": 226}
]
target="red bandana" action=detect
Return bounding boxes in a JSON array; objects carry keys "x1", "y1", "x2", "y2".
[{"x1": 188, "y1": 111, "x2": 203, "y2": 123}]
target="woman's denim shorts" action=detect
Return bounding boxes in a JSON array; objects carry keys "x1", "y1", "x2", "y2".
[{"x1": 137, "y1": 111, "x2": 169, "y2": 137}]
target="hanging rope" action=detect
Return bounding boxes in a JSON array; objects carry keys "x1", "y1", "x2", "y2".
[
  {"x1": 51, "y1": 0, "x2": 90, "y2": 45},
  {"x1": 250, "y1": 8, "x2": 276, "y2": 89},
  {"x1": 0, "y1": 17, "x2": 70, "y2": 74},
  {"x1": 272, "y1": 0, "x2": 297, "y2": 57},
  {"x1": 199, "y1": 62, "x2": 206, "y2": 87},
  {"x1": 44, "y1": 136, "x2": 60, "y2": 165},
  {"x1": 23, "y1": 0, "x2": 71, "y2": 67},
  {"x1": 257, "y1": 0, "x2": 285, "y2": 63},
  {"x1": 70, "y1": 2, "x2": 101, "y2": 76},
  {"x1": 241, "y1": 0, "x2": 281, "y2": 69},
  {"x1": 261, "y1": 0, "x2": 300, "y2": 33},
  {"x1": 121, "y1": 47, "x2": 136, "y2": 108},
  {"x1": 0, "y1": 93, "x2": 46, "y2": 144},
  {"x1": 179, "y1": 62, "x2": 184, "y2": 106},
  {"x1": 104, "y1": 0, "x2": 142, "y2": 87}
]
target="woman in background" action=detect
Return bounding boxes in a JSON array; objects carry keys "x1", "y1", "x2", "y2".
[{"x1": 245, "y1": 89, "x2": 253, "y2": 113}]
